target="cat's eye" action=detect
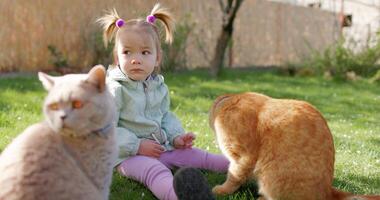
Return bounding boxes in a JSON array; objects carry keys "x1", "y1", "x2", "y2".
[
  {"x1": 48, "y1": 103, "x2": 59, "y2": 110},
  {"x1": 72, "y1": 100, "x2": 83, "y2": 109}
]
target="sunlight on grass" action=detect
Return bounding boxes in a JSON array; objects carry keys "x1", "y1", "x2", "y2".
[{"x1": 0, "y1": 69, "x2": 379, "y2": 199}]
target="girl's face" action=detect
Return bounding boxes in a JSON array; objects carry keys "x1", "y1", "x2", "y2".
[{"x1": 117, "y1": 28, "x2": 160, "y2": 81}]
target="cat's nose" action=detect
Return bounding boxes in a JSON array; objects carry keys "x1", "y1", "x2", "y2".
[{"x1": 60, "y1": 115, "x2": 67, "y2": 120}]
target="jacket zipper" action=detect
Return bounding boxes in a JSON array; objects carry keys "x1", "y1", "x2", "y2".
[
  {"x1": 143, "y1": 81, "x2": 166, "y2": 145},
  {"x1": 143, "y1": 82, "x2": 148, "y2": 116}
]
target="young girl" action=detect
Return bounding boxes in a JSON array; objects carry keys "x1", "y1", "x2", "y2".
[{"x1": 97, "y1": 4, "x2": 229, "y2": 200}]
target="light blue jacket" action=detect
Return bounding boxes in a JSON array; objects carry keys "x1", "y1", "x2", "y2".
[{"x1": 106, "y1": 66, "x2": 185, "y2": 166}]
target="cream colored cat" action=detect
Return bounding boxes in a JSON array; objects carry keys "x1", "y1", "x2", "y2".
[
  {"x1": 0, "y1": 65, "x2": 117, "y2": 200},
  {"x1": 210, "y1": 92, "x2": 380, "y2": 200}
]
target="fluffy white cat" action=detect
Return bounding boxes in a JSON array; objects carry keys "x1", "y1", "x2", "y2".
[{"x1": 0, "y1": 65, "x2": 117, "y2": 200}]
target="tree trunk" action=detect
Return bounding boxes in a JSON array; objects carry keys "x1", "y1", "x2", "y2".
[
  {"x1": 228, "y1": 39, "x2": 234, "y2": 68},
  {"x1": 210, "y1": 28, "x2": 232, "y2": 77},
  {"x1": 210, "y1": 0, "x2": 244, "y2": 77}
]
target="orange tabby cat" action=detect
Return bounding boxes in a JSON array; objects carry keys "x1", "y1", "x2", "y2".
[{"x1": 209, "y1": 92, "x2": 379, "y2": 200}]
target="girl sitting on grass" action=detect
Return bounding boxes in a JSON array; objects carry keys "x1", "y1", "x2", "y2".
[{"x1": 97, "y1": 3, "x2": 229, "y2": 200}]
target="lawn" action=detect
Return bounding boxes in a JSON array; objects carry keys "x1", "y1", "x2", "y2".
[{"x1": 0, "y1": 69, "x2": 379, "y2": 199}]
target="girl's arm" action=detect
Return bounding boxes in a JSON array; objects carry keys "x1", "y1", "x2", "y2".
[
  {"x1": 116, "y1": 109, "x2": 164, "y2": 157},
  {"x1": 115, "y1": 123, "x2": 141, "y2": 157},
  {"x1": 108, "y1": 81, "x2": 141, "y2": 157}
]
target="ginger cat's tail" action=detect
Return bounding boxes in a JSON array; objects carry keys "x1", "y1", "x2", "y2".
[{"x1": 332, "y1": 188, "x2": 380, "y2": 200}]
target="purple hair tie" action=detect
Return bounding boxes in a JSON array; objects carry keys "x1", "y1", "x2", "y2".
[
  {"x1": 146, "y1": 15, "x2": 156, "y2": 24},
  {"x1": 116, "y1": 19, "x2": 124, "y2": 28}
]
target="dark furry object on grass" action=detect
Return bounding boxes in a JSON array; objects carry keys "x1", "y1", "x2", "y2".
[{"x1": 173, "y1": 168, "x2": 215, "y2": 200}]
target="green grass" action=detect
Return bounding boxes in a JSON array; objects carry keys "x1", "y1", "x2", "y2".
[{"x1": 0, "y1": 69, "x2": 379, "y2": 199}]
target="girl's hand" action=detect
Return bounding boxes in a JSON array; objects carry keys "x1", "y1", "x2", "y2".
[
  {"x1": 137, "y1": 139, "x2": 165, "y2": 158},
  {"x1": 174, "y1": 132, "x2": 196, "y2": 149}
]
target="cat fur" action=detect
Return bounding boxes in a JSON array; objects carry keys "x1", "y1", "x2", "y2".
[
  {"x1": 0, "y1": 65, "x2": 117, "y2": 200},
  {"x1": 209, "y1": 92, "x2": 379, "y2": 200}
]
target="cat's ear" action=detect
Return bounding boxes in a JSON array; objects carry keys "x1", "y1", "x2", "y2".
[
  {"x1": 38, "y1": 72, "x2": 56, "y2": 91},
  {"x1": 86, "y1": 65, "x2": 106, "y2": 92}
]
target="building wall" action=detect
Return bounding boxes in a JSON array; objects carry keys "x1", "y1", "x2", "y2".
[
  {"x1": 0, "y1": 0, "x2": 340, "y2": 72},
  {"x1": 272, "y1": 0, "x2": 380, "y2": 50},
  {"x1": 230, "y1": 0, "x2": 339, "y2": 67}
]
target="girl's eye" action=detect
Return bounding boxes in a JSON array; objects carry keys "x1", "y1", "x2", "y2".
[
  {"x1": 123, "y1": 50, "x2": 131, "y2": 55},
  {"x1": 49, "y1": 103, "x2": 59, "y2": 111},
  {"x1": 72, "y1": 100, "x2": 83, "y2": 109},
  {"x1": 142, "y1": 51, "x2": 150, "y2": 55}
]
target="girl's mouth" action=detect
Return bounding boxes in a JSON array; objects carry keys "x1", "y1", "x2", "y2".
[{"x1": 130, "y1": 69, "x2": 144, "y2": 73}]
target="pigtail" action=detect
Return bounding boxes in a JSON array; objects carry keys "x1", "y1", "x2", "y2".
[
  {"x1": 96, "y1": 8, "x2": 121, "y2": 47},
  {"x1": 149, "y1": 3, "x2": 175, "y2": 44}
]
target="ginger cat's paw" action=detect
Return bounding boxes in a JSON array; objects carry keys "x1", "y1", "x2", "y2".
[{"x1": 212, "y1": 184, "x2": 237, "y2": 195}]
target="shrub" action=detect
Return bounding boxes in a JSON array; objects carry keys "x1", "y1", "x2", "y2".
[
  {"x1": 161, "y1": 14, "x2": 194, "y2": 72},
  {"x1": 304, "y1": 36, "x2": 380, "y2": 79},
  {"x1": 47, "y1": 45, "x2": 68, "y2": 69},
  {"x1": 370, "y1": 69, "x2": 380, "y2": 83},
  {"x1": 87, "y1": 30, "x2": 114, "y2": 69}
]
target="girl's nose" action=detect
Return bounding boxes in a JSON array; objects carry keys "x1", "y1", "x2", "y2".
[{"x1": 131, "y1": 59, "x2": 141, "y2": 65}]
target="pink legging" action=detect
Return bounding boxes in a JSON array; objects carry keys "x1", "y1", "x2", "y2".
[{"x1": 118, "y1": 148, "x2": 229, "y2": 200}]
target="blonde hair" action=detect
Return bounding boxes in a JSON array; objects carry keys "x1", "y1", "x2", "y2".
[
  {"x1": 96, "y1": 8, "x2": 121, "y2": 48},
  {"x1": 148, "y1": 3, "x2": 175, "y2": 44},
  {"x1": 96, "y1": 3, "x2": 175, "y2": 65}
]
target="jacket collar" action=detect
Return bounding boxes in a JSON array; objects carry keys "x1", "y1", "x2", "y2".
[{"x1": 106, "y1": 65, "x2": 163, "y2": 90}]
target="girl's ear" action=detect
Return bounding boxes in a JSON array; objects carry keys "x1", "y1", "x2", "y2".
[
  {"x1": 86, "y1": 65, "x2": 106, "y2": 92},
  {"x1": 38, "y1": 72, "x2": 56, "y2": 91},
  {"x1": 156, "y1": 50, "x2": 162, "y2": 67}
]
